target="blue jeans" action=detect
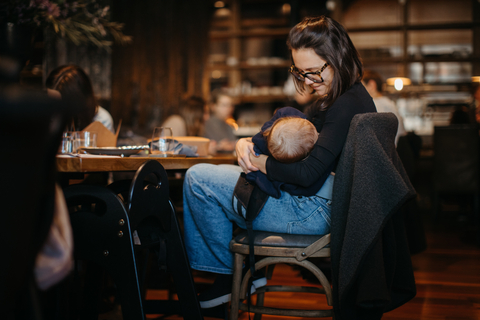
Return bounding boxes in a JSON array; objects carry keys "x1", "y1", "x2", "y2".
[{"x1": 183, "y1": 163, "x2": 332, "y2": 275}]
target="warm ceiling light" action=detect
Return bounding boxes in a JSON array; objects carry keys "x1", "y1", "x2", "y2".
[
  {"x1": 214, "y1": 1, "x2": 225, "y2": 8},
  {"x1": 386, "y1": 77, "x2": 411, "y2": 91},
  {"x1": 282, "y1": 3, "x2": 291, "y2": 14},
  {"x1": 472, "y1": 76, "x2": 480, "y2": 83}
]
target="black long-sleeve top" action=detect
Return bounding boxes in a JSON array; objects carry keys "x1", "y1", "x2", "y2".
[{"x1": 266, "y1": 82, "x2": 377, "y2": 188}]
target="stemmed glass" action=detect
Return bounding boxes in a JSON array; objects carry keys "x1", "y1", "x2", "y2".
[{"x1": 151, "y1": 127, "x2": 173, "y2": 157}]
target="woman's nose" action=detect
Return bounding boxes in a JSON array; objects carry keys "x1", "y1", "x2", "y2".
[{"x1": 304, "y1": 77, "x2": 315, "y2": 85}]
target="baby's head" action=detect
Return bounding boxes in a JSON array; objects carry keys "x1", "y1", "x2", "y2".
[{"x1": 263, "y1": 117, "x2": 318, "y2": 163}]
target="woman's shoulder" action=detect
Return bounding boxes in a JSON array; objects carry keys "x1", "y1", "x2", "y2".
[{"x1": 330, "y1": 83, "x2": 376, "y2": 113}]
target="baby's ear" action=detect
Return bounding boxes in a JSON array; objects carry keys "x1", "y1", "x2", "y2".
[{"x1": 263, "y1": 126, "x2": 272, "y2": 137}]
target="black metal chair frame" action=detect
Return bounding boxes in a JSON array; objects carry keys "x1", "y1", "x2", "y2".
[{"x1": 109, "y1": 160, "x2": 204, "y2": 320}]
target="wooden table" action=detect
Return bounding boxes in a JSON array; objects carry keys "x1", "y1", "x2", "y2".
[{"x1": 56, "y1": 154, "x2": 237, "y2": 173}]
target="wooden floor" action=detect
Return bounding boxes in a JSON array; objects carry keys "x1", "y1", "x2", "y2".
[{"x1": 139, "y1": 209, "x2": 480, "y2": 320}]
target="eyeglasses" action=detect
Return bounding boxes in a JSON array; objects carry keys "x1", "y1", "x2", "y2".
[{"x1": 289, "y1": 62, "x2": 329, "y2": 83}]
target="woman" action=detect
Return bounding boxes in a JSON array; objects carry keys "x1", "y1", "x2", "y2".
[
  {"x1": 45, "y1": 65, "x2": 114, "y2": 133},
  {"x1": 183, "y1": 16, "x2": 376, "y2": 308},
  {"x1": 161, "y1": 95, "x2": 208, "y2": 137}
]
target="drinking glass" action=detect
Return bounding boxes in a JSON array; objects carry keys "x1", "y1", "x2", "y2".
[
  {"x1": 73, "y1": 131, "x2": 97, "y2": 153},
  {"x1": 151, "y1": 127, "x2": 173, "y2": 157},
  {"x1": 59, "y1": 132, "x2": 74, "y2": 154}
]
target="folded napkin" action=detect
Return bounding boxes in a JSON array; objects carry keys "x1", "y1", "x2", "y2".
[{"x1": 149, "y1": 139, "x2": 198, "y2": 157}]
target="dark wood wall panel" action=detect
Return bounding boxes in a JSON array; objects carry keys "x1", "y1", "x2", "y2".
[
  {"x1": 43, "y1": 31, "x2": 112, "y2": 101},
  {"x1": 111, "y1": 0, "x2": 212, "y2": 135}
]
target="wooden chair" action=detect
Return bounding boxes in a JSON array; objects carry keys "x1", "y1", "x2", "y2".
[
  {"x1": 228, "y1": 113, "x2": 417, "y2": 320},
  {"x1": 229, "y1": 232, "x2": 333, "y2": 319}
]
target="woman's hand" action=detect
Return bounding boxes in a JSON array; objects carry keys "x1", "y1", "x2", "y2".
[
  {"x1": 249, "y1": 153, "x2": 268, "y2": 174},
  {"x1": 235, "y1": 138, "x2": 258, "y2": 173}
]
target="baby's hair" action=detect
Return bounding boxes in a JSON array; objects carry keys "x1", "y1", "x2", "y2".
[{"x1": 263, "y1": 117, "x2": 318, "y2": 163}]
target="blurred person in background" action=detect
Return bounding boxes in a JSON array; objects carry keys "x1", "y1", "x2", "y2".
[
  {"x1": 362, "y1": 69, "x2": 406, "y2": 145},
  {"x1": 46, "y1": 65, "x2": 114, "y2": 185},
  {"x1": 46, "y1": 65, "x2": 114, "y2": 133},
  {"x1": 204, "y1": 88, "x2": 237, "y2": 153},
  {"x1": 162, "y1": 95, "x2": 209, "y2": 137}
]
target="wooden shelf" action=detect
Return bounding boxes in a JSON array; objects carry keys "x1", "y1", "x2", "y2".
[
  {"x1": 208, "y1": 61, "x2": 290, "y2": 70},
  {"x1": 239, "y1": 94, "x2": 288, "y2": 103},
  {"x1": 347, "y1": 21, "x2": 477, "y2": 33},
  {"x1": 209, "y1": 28, "x2": 290, "y2": 40},
  {"x1": 362, "y1": 56, "x2": 478, "y2": 64}
]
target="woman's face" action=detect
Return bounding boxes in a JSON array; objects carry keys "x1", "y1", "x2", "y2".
[{"x1": 292, "y1": 48, "x2": 333, "y2": 96}]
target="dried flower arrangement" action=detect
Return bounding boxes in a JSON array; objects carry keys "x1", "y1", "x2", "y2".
[{"x1": 4, "y1": 0, "x2": 132, "y2": 48}]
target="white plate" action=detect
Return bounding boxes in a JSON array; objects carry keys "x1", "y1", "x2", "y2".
[{"x1": 79, "y1": 146, "x2": 144, "y2": 156}]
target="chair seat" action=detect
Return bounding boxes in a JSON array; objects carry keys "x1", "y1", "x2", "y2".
[
  {"x1": 234, "y1": 231, "x2": 329, "y2": 247},
  {"x1": 231, "y1": 231, "x2": 331, "y2": 259}
]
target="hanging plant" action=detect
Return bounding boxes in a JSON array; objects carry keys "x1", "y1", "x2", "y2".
[{"x1": 4, "y1": 0, "x2": 132, "y2": 49}]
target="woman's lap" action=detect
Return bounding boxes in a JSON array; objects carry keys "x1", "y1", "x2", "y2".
[{"x1": 182, "y1": 163, "x2": 331, "y2": 274}]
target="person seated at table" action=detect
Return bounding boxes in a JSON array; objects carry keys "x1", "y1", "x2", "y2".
[
  {"x1": 47, "y1": 65, "x2": 114, "y2": 185},
  {"x1": 162, "y1": 95, "x2": 209, "y2": 137},
  {"x1": 204, "y1": 88, "x2": 237, "y2": 153},
  {"x1": 362, "y1": 69, "x2": 406, "y2": 145},
  {"x1": 247, "y1": 106, "x2": 323, "y2": 198},
  {"x1": 45, "y1": 65, "x2": 115, "y2": 133}
]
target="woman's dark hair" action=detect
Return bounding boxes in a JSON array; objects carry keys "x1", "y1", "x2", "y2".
[
  {"x1": 45, "y1": 65, "x2": 97, "y2": 131},
  {"x1": 180, "y1": 96, "x2": 207, "y2": 136},
  {"x1": 287, "y1": 16, "x2": 363, "y2": 113}
]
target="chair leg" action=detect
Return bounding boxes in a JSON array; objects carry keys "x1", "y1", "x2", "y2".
[
  {"x1": 474, "y1": 195, "x2": 480, "y2": 246},
  {"x1": 164, "y1": 204, "x2": 203, "y2": 320},
  {"x1": 432, "y1": 191, "x2": 440, "y2": 222},
  {"x1": 230, "y1": 253, "x2": 245, "y2": 320},
  {"x1": 253, "y1": 293, "x2": 264, "y2": 320}
]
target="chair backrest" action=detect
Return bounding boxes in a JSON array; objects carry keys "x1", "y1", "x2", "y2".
[
  {"x1": 128, "y1": 160, "x2": 172, "y2": 243},
  {"x1": 0, "y1": 85, "x2": 68, "y2": 315},
  {"x1": 330, "y1": 112, "x2": 416, "y2": 319},
  {"x1": 433, "y1": 124, "x2": 479, "y2": 193}
]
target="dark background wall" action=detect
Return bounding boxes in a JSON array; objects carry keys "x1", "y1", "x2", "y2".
[{"x1": 110, "y1": 0, "x2": 213, "y2": 135}]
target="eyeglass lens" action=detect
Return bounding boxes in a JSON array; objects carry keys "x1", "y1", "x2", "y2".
[{"x1": 290, "y1": 63, "x2": 328, "y2": 83}]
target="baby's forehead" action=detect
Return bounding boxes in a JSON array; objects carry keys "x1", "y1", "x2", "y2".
[{"x1": 276, "y1": 117, "x2": 313, "y2": 128}]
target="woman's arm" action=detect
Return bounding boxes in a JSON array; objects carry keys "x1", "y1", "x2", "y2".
[
  {"x1": 249, "y1": 153, "x2": 268, "y2": 173},
  {"x1": 266, "y1": 143, "x2": 336, "y2": 188},
  {"x1": 265, "y1": 98, "x2": 359, "y2": 187},
  {"x1": 235, "y1": 137, "x2": 259, "y2": 173}
]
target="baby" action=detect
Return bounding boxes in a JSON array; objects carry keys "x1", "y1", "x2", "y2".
[
  {"x1": 261, "y1": 116, "x2": 318, "y2": 163},
  {"x1": 247, "y1": 107, "x2": 325, "y2": 199}
]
